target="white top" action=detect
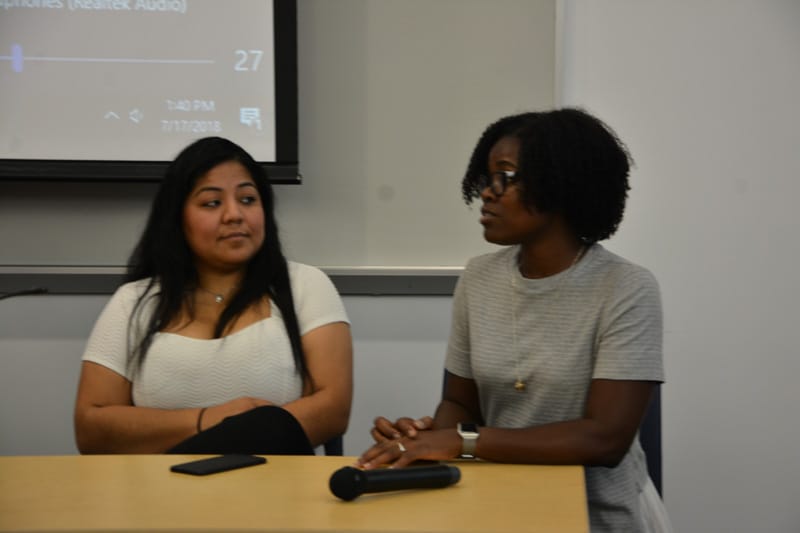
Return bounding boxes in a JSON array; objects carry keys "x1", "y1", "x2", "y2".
[{"x1": 82, "y1": 262, "x2": 349, "y2": 409}]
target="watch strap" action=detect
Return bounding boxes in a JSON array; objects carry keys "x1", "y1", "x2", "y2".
[{"x1": 457, "y1": 422, "x2": 479, "y2": 459}]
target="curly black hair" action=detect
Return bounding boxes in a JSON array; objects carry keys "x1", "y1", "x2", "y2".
[{"x1": 462, "y1": 108, "x2": 631, "y2": 243}]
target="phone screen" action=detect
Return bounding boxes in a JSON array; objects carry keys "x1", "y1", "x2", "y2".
[{"x1": 170, "y1": 454, "x2": 267, "y2": 476}]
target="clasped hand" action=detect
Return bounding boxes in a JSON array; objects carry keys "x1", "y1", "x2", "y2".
[{"x1": 356, "y1": 416, "x2": 460, "y2": 469}]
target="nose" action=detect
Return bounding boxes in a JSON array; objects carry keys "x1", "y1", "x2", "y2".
[
  {"x1": 221, "y1": 200, "x2": 244, "y2": 223},
  {"x1": 479, "y1": 184, "x2": 497, "y2": 202}
]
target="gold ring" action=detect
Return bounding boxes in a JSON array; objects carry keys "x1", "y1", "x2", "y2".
[{"x1": 397, "y1": 441, "x2": 407, "y2": 453}]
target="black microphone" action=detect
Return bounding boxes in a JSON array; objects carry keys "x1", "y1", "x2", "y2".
[{"x1": 329, "y1": 464, "x2": 461, "y2": 501}]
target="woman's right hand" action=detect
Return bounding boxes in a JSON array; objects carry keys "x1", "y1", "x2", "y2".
[
  {"x1": 199, "y1": 397, "x2": 273, "y2": 432},
  {"x1": 370, "y1": 415, "x2": 434, "y2": 442}
]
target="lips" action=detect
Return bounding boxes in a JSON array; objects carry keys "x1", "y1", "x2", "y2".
[
  {"x1": 220, "y1": 232, "x2": 248, "y2": 240},
  {"x1": 480, "y1": 207, "x2": 498, "y2": 224}
]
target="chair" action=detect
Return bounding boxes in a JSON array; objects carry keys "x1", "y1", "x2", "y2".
[
  {"x1": 639, "y1": 385, "x2": 662, "y2": 496},
  {"x1": 323, "y1": 435, "x2": 344, "y2": 456}
]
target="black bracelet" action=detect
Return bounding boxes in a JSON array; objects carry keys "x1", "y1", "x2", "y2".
[{"x1": 196, "y1": 407, "x2": 207, "y2": 433}]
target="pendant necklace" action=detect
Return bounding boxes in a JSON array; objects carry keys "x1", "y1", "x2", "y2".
[
  {"x1": 511, "y1": 246, "x2": 586, "y2": 392},
  {"x1": 197, "y1": 286, "x2": 236, "y2": 304}
]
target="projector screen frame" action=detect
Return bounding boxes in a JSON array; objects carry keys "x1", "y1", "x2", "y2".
[{"x1": 0, "y1": 0, "x2": 299, "y2": 185}]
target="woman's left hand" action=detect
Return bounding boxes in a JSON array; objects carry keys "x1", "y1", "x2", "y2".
[
  {"x1": 370, "y1": 415, "x2": 434, "y2": 442},
  {"x1": 355, "y1": 428, "x2": 461, "y2": 469}
]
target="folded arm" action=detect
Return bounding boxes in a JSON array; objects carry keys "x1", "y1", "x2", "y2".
[
  {"x1": 469, "y1": 378, "x2": 655, "y2": 466},
  {"x1": 281, "y1": 321, "x2": 353, "y2": 448},
  {"x1": 73, "y1": 322, "x2": 352, "y2": 454},
  {"x1": 359, "y1": 374, "x2": 655, "y2": 469},
  {"x1": 74, "y1": 362, "x2": 273, "y2": 454}
]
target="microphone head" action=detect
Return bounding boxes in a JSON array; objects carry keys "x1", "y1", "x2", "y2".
[{"x1": 329, "y1": 466, "x2": 367, "y2": 501}]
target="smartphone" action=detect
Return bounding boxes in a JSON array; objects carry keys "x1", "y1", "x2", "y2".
[{"x1": 170, "y1": 454, "x2": 267, "y2": 476}]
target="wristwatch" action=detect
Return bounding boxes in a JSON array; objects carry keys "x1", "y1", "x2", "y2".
[{"x1": 457, "y1": 422, "x2": 480, "y2": 459}]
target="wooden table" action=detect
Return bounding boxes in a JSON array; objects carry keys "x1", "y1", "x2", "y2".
[{"x1": 0, "y1": 455, "x2": 587, "y2": 532}]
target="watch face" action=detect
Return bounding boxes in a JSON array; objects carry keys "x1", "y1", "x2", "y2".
[{"x1": 459, "y1": 423, "x2": 478, "y2": 434}]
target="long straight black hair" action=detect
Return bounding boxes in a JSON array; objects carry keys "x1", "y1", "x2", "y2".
[{"x1": 126, "y1": 137, "x2": 306, "y2": 379}]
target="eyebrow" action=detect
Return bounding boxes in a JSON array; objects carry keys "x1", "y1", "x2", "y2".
[{"x1": 191, "y1": 182, "x2": 257, "y2": 197}]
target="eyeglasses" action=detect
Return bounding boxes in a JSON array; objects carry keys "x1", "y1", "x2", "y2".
[{"x1": 476, "y1": 170, "x2": 519, "y2": 196}]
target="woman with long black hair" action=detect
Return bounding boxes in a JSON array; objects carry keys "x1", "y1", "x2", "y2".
[{"x1": 75, "y1": 137, "x2": 352, "y2": 455}]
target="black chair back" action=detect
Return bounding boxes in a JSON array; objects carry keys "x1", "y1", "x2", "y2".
[
  {"x1": 639, "y1": 386, "x2": 662, "y2": 495},
  {"x1": 324, "y1": 435, "x2": 344, "y2": 456}
]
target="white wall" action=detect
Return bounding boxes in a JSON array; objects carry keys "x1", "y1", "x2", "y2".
[
  {"x1": 2, "y1": 2, "x2": 800, "y2": 532},
  {"x1": 279, "y1": 0, "x2": 555, "y2": 268},
  {"x1": 558, "y1": 2, "x2": 800, "y2": 532}
]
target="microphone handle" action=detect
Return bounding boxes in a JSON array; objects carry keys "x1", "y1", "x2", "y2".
[{"x1": 363, "y1": 465, "x2": 461, "y2": 493}]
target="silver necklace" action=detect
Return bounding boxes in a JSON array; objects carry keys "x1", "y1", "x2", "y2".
[
  {"x1": 511, "y1": 246, "x2": 585, "y2": 392},
  {"x1": 197, "y1": 286, "x2": 235, "y2": 304}
]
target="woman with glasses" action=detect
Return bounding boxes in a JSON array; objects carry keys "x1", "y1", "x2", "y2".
[{"x1": 358, "y1": 109, "x2": 671, "y2": 532}]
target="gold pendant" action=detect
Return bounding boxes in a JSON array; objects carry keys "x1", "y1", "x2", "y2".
[{"x1": 514, "y1": 380, "x2": 526, "y2": 391}]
